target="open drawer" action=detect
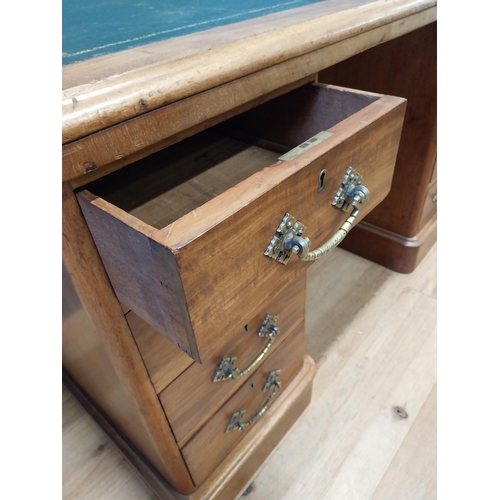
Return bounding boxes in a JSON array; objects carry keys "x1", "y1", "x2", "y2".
[{"x1": 77, "y1": 83, "x2": 406, "y2": 363}]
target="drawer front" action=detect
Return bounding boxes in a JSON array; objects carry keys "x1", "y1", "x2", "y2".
[
  {"x1": 78, "y1": 83, "x2": 406, "y2": 363},
  {"x1": 160, "y1": 272, "x2": 307, "y2": 448},
  {"x1": 181, "y1": 322, "x2": 305, "y2": 486}
]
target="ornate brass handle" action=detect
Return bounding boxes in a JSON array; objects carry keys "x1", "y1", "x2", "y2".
[
  {"x1": 225, "y1": 370, "x2": 281, "y2": 432},
  {"x1": 289, "y1": 205, "x2": 361, "y2": 262},
  {"x1": 212, "y1": 315, "x2": 279, "y2": 382},
  {"x1": 264, "y1": 166, "x2": 370, "y2": 264}
]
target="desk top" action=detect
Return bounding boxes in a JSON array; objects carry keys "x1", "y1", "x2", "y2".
[
  {"x1": 63, "y1": 0, "x2": 323, "y2": 66},
  {"x1": 62, "y1": 0, "x2": 436, "y2": 183}
]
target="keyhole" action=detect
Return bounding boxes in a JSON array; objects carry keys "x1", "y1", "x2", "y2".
[
  {"x1": 318, "y1": 169, "x2": 327, "y2": 191},
  {"x1": 244, "y1": 324, "x2": 249, "y2": 333}
]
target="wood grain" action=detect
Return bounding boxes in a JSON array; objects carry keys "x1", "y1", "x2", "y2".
[
  {"x1": 63, "y1": 76, "x2": 314, "y2": 186},
  {"x1": 62, "y1": 244, "x2": 435, "y2": 499},
  {"x1": 164, "y1": 94, "x2": 406, "y2": 363},
  {"x1": 223, "y1": 84, "x2": 379, "y2": 147},
  {"x1": 63, "y1": 5, "x2": 436, "y2": 187},
  {"x1": 77, "y1": 87, "x2": 405, "y2": 363},
  {"x1": 61, "y1": 3, "x2": 437, "y2": 497},
  {"x1": 154, "y1": 91, "x2": 404, "y2": 248},
  {"x1": 160, "y1": 273, "x2": 307, "y2": 448},
  {"x1": 62, "y1": 0, "x2": 435, "y2": 144},
  {"x1": 370, "y1": 384, "x2": 437, "y2": 500},
  {"x1": 247, "y1": 243, "x2": 437, "y2": 499},
  {"x1": 76, "y1": 190, "x2": 200, "y2": 361},
  {"x1": 63, "y1": 355, "x2": 316, "y2": 500},
  {"x1": 88, "y1": 132, "x2": 281, "y2": 230},
  {"x1": 126, "y1": 311, "x2": 194, "y2": 394},
  {"x1": 63, "y1": 374, "x2": 181, "y2": 500},
  {"x1": 62, "y1": 0, "x2": 373, "y2": 87},
  {"x1": 418, "y1": 178, "x2": 437, "y2": 231},
  {"x1": 188, "y1": 354, "x2": 316, "y2": 499},
  {"x1": 62, "y1": 182, "x2": 195, "y2": 494},
  {"x1": 339, "y1": 213, "x2": 437, "y2": 273},
  {"x1": 319, "y1": 22, "x2": 437, "y2": 238},
  {"x1": 181, "y1": 323, "x2": 306, "y2": 486}
]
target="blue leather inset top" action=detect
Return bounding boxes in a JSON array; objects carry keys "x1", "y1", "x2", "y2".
[{"x1": 63, "y1": 0, "x2": 322, "y2": 65}]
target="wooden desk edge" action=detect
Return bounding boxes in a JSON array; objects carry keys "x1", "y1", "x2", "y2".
[
  {"x1": 61, "y1": 0, "x2": 437, "y2": 146},
  {"x1": 62, "y1": 3, "x2": 436, "y2": 185}
]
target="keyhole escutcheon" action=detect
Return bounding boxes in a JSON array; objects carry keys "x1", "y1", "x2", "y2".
[{"x1": 318, "y1": 169, "x2": 327, "y2": 192}]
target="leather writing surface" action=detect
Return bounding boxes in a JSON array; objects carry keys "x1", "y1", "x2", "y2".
[{"x1": 62, "y1": 0, "x2": 322, "y2": 65}]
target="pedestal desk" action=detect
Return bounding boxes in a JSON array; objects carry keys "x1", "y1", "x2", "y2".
[{"x1": 62, "y1": 1, "x2": 437, "y2": 498}]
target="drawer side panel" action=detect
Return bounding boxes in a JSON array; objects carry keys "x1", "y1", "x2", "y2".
[{"x1": 77, "y1": 192, "x2": 200, "y2": 361}]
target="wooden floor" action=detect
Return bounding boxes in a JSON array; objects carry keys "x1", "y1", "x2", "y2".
[{"x1": 62, "y1": 243, "x2": 437, "y2": 500}]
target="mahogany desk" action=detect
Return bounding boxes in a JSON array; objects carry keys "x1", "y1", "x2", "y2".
[{"x1": 62, "y1": 1, "x2": 437, "y2": 498}]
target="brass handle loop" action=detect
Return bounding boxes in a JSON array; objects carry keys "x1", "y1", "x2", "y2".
[
  {"x1": 225, "y1": 370, "x2": 281, "y2": 432},
  {"x1": 212, "y1": 315, "x2": 279, "y2": 382},
  {"x1": 297, "y1": 204, "x2": 361, "y2": 262},
  {"x1": 264, "y1": 166, "x2": 369, "y2": 265}
]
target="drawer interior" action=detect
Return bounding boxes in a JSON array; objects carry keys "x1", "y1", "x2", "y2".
[
  {"x1": 84, "y1": 84, "x2": 379, "y2": 230},
  {"x1": 77, "y1": 82, "x2": 403, "y2": 363}
]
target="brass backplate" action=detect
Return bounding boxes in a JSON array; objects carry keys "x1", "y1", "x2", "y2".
[{"x1": 264, "y1": 213, "x2": 306, "y2": 265}]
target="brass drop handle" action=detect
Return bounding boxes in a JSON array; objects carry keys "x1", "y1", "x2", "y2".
[
  {"x1": 225, "y1": 370, "x2": 281, "y2": 432},
  {"x1": 212, "y1": 315, "x2": 279, "y2": 382},
  {"x1": 264, "y1": 166, "x2": 369, "y2": 264},
  {"x1": 284, "y1": 204, "x2": 362, "y2": 262}
]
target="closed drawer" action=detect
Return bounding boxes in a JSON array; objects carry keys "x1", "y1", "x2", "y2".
[
  {"x1": 160, "y1": 271, "x2": 307, "y2": 448},
  {"x1": 181, "y1": 321, "x2": 305, "y2": 485},
  {"x1": 77, "y1": 83, "x2": 406, "y2": 363}
]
